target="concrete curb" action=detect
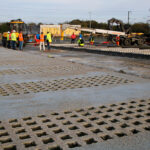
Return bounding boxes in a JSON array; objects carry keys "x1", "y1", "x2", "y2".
[{"x1": 51, "y1": 46, "x2": 150, "y2": 59}]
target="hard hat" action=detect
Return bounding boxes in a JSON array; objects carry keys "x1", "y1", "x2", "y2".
[
  {"x1": 13, "y1": 30, "x2": 16, "y2": 32},
  {"x1": 8, "y1": 31, "x2": 10, "y2": 33}
]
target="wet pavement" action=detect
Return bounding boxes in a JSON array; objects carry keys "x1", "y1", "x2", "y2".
[
  {"x1": 25, "y1": 45, "x2": 150, "y2": 79},
  {"x1": 0, "y1": 45, "x2": 150, "y2": 150}
]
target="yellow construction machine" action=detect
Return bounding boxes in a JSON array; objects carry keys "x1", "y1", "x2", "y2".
[{"x1": 2, "y1": 19, "x2": 28, "y2": 47}]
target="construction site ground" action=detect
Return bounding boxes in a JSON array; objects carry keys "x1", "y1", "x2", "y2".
[{"x1": 0, "y1": 44, "x2": 150, "y2": 150}]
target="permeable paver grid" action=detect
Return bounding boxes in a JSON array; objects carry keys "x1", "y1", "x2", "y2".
[
  {"x1": 0, "y1": 75, "x2": 134, "y2": 96},
  {"x1": 0, "y1": 99, "x2": 150, "y2": 150}
]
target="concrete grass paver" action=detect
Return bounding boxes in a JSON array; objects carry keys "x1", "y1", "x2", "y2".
[
  {"x1": 0, "y1": 98, "x2": 150, "y2": 150},
  {"x1": 0, "y1": 46, "x2": 150, "y2": 150}
]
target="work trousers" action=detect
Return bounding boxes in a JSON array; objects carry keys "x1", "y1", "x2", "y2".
[
  {"x1": 116, "y1": 41, "x2": 120, "y2": 46},
  {"x1": 71, "y1": 39, "x2": 75, "y2": 44},
  {"x1": 12, "y1": 41, "x2": 16, "y2": 50},
  {"x1": 10, "y1": 41, "x2": 12, "y2": 49},
  {"x1": 40, "y1": 42, "x2": 45, "y2": 51},
  {"x1": 47, "y1": 40, "x2": 51, "y2": 50},
  {"x1": 2, "y1": 39, "x2": 7, "y2": 47},
  {"x1": 19, "y1": 41, "x2": 23, "y2": 50},
  {"x1": 7, "y1": 41, "x2": 10, "y2": 48}
]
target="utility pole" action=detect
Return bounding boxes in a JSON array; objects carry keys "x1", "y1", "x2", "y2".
[
  {"x1": 128, "y1": 11, "x2": 132, "y2": 25},
  {"x1": 147, "y1": 8, "x2": 150, "y2": 33},
  {"x1": 89, "y1": 11, "x2": 92, "y2": 28},
  {"x1": 148, "y1": 19, "x2": 150, "y2": 33}
]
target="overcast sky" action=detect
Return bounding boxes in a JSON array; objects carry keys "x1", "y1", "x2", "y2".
[{"x1": 0, "y1": 0, "x2": 150, "y2": 24}]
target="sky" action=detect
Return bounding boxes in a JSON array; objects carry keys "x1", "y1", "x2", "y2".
[{"x1": 0, "y1": 0, "x2": 150, "y2": 24}]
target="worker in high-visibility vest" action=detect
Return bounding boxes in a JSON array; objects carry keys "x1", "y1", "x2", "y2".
[
  {"x1": 11, "y1": 30, "x2": 17, "y2": 50},
  {"x1": 77, "y1": 37, "x2": 84, "y2": 47},
  {"x1": 9, "y1": 30, "x2": 12, "y2": 48},
  {"x1": 2, "y1": 32, "x2": 7, "y2": 47},
  {"x1": 34, "y1": 32, "x2": 40, "y2": 46},
  {"x1": 116, "y1": 35, "x2": 120, "y2": 46},
  {"x1": 7, "y1": 31, "x2": 10, "y2": 48},
  {"x1": 46, "y1": 32, "x2": 52, "y2": 50},
  {"x1": 18, "y1": 31, "x2": 24, "y2": 50},
  {"x1": 89, "y1": 33, "x2": 94, "y2": 45},
  {"x1": 40, "y1": 32, "x2": 45, "y2": 51}
]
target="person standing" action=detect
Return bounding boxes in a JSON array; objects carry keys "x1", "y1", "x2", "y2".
[
  {"x1": 7, "y1": 31, "x2": 10, "y2": 48},
  {"x1": 2, "y1": 32, "x2": 7, "y2": 47},
  {"x1": 11, "y1": 30, "x2": 17, "y2": 50},
  {"x1": 40, "y1": 32, "x2": 45, "y2": 51},
  {"x1": 46, "y1": 32, "x2": 52, "y2": 50},
  {"x1": 34, "y1": 34, "x2": 37, "y2": 46},
  {"x1": 71, "y1": 32, "x2": 76, "y2": 44},
  {"x1": 36, "y1": 32, "x2": 40, "y2": 40},
  {"x1": 9, "y1": 30, "x2": 13, "y2": 48},
  {"x1": 116, "y1": 35, "x2": 120, "y2": 46},
  {"x1": 35, "y1": 32, "x2": 40, "y2": 46},
  {"x1": 79, "y1": 33, "x2": 83, "y2": 39},
  {"x1": 18, "y1": 31, "x2": 24, "y2": 50},
  {"x1": 89, "y1": 33, "x2": 94, "y2": 45},
  {"x1": 77, "y1": 37, "x2": 84, "y2": 47}
]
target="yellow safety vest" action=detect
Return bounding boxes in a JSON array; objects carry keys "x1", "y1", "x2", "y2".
[
  {"x1": 78, "y1": 38, "x2": 84, "y2": 46},
  {"x1": 80, "y1": 43, "x2": 84, "y2": 46},
  {"x1": 7, "y1": 34, "x2": 10, "y2": 41},
  {"x1": 46, "y1": 33, "x2": 52, "y2": 42},
  {"x1": 11, "y1": 33, "x2": 17, "y2": 41}
]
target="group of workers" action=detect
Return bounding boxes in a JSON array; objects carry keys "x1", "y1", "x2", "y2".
[
  {"x1": 71, "y1": 32, "x2": 121, "y2": 46},
  {"x1": 2, "y1": 31, "x2": 52, "y2": 51},
  {"x1": 71, "y1": 33, "x2": 95, "y2": 47},
  {"x1": 2, "y1": 30, "x2": 24, "y2": 50},
  {"x1": 34, "y1": 32, "x2": 52, "y2": 51},
  {"x1": 2, "y1": 31, "x2": 120, "y2": 51}
]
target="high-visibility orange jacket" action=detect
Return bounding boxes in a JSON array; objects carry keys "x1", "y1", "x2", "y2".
[
  {"x1": 116, "y1": 36, "x2": 120, "y2": 41},
  {"x1": 40, "y1": 34, "x2": 44, "y2": 42},
  {"x1": 19, "y1": 33, "x2": 23, "y2": 41},
  {"x1": 116, "y1": 36, "x2": 120, "y2": 46}
]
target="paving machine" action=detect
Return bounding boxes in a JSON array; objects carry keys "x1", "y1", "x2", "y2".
[
  {"x1": 10, "y1": 19, "x2": 25, "y2": 33},
  {"x1": 2, "y1": 19, "x2": 28, "y2": 47},
  {"x1": 9, "y1": 19, "x2": 28, "y2": 45}
]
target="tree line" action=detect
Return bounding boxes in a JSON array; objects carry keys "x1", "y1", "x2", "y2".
[{"x1": 0, "y1": 19, "x2": 149, "y2": 34}]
